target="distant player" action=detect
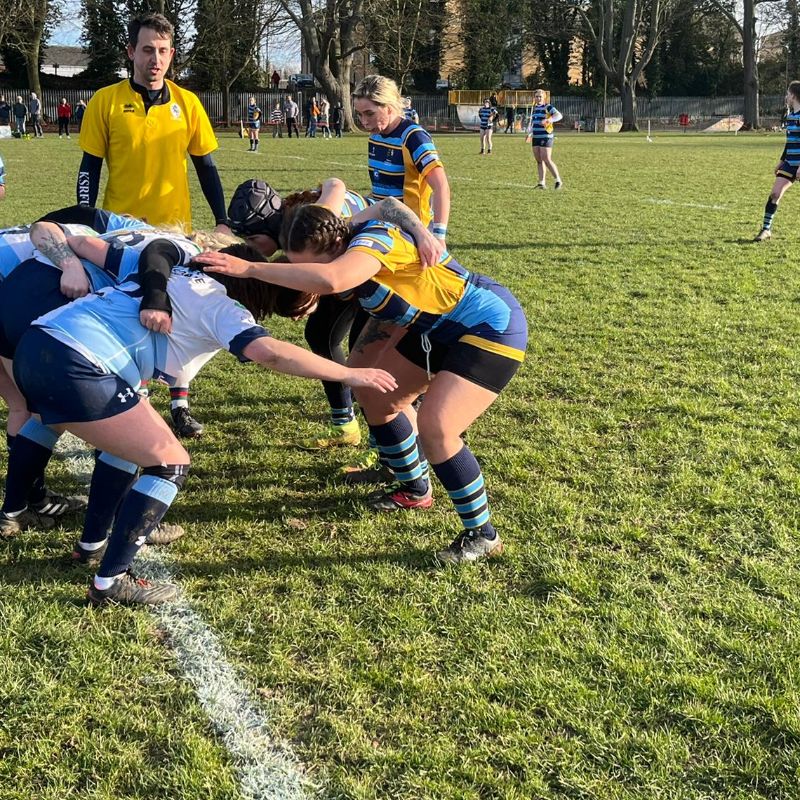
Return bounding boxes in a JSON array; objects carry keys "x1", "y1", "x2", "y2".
[
  {"x1": 0, "y1": 152, "x2": 5, "y2": 200},
  {"x1": 403, "y1": 97, "x2": 419, "y2": 124},
  {"x1": 526, "y1": 88, "x2": 563, "y2": 189},
  {"x1": 270, "y1": 101, "x2": 283, "y2": 137},
  {"x1": 754, "y1": 81, "x2": 800, "y2": 242},
  {"x1": 77, "y1": 12, "x2": 231, "y2": 438},
  {"x1": 247, "y1": 96, "x2": 262, "y2": 151},
  {"x1": 478, "y1": 98, "x2": 497, "y2": 154}
]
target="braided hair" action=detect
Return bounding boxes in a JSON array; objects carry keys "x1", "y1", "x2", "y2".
[{"x1": 281, "y1": 203, "x2": 352, "y2": 256}]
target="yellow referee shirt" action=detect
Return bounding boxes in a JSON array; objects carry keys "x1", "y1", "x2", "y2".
[{"x1": 80, "y1": 79, "x2": 218, "y2": 228}]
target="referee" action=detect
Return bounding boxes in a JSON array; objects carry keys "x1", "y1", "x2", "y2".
[{"x1": 76, "y1": 12, "x2": 230, "y2": 438}]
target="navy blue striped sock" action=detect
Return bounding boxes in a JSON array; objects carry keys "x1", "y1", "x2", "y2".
[
  {"x1": 431, "y1": 445, "x2": 496, "y2": 537},
  {"x1": 81, "y1": 452, "x2": 138, "y2": 545},
  {"x1": 97, "y1": 475, "x2": 178, "y2": 578},
  {"x1": 331, "y1": 406, "x2": 356, "y2": 426},
  {"x1": 3, "y1": 419, "x2": 59, "y2": 513},
  {"x1": 369, "y1": 414, "x2": 428, "y2": 494},
  {"x1": 764, "y1": 199, "x2": 778, "y2": 231}
]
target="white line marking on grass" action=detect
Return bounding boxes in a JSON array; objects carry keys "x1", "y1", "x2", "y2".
[
  {"x1": 55, "y1": 432, "x2": 318, "y2": 800},
  {"x1": 642, "y1": 197, "x2": 729, "y2": 211}
]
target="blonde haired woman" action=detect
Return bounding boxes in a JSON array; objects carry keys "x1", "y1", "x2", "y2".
[
  {"x1": 352, "y1": 74, "x2": 450, "y2": 243},
  {"x1": 525, "y1": 88, "x2": 563, "y2": 189}
]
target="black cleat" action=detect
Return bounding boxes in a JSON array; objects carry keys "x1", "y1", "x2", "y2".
[
  {"x1": 0, "y1": 508, "x2": 56, "y2": 537},
  {"x1": 146, "y1": 522, "x2": 185, "y2": 545},
  {"x1": 436, "y1": 529, "x2": 504, "y2": 564},
  {"x1": 87, "y1": 571, "x2": 179, "y2": 606},
  {"x1": 30, "y1": 489, "x2": 88, "y2": 517},
  {"x1": 170, "y1": 406, "x2": 204, "y2": 438},
  {"x1": 72, "y1": 539, "x2": 107, "y2": 567}
]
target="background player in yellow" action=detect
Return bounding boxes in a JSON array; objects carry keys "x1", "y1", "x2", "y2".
[
  {"x1": 76, "y1": 13, "x2": 231, "y2": 234},
  {"x1": 76, "y1": 12, "x2": 231, "y2": 438}
]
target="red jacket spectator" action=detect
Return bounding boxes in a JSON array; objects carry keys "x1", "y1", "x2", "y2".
[{"x1": 57, "y1": 98, "x2": 72, "y2": 138}]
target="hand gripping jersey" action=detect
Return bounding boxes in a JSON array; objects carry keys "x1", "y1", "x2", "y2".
[
  {"x1": 367, "y1": 118, "x2": 443, "y2": 228},
  {"x1": 33, "y1": 265, "x2": 270, "y2": 393},
  {"x1": 346, "y1": 222, "x2": 527, "y2": 362}
]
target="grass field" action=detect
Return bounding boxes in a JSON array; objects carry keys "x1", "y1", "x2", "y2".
[{"x1": 2, "y1": 130, "x2": 800, "y2": 800}]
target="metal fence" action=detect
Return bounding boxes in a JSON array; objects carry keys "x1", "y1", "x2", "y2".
[{"x1": 0, "y1": 87, "x2": 789, "y2": 132}]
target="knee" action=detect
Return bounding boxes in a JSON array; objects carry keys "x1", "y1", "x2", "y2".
[
  {"x1": 770, "y1": 191, "x2": 782, "y2": 204},
  {"x1": 354, "y1": 387, "x2": 407, "y2": 420}
]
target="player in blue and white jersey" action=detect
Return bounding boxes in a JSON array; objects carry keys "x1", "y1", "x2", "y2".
[
  {"x1": 353, "y1": 74, "x2": 450, "y2": 241},
  {"x1": 8, "y1": 240, "x2": 397, "y2": 607},
  {"x1": 526, "y1": 88, "x2": 563, "y2": 189},
  {"x1": 197, "y1": 203, "x2": 527, "y2": 566},
  {"x1": 478, "y1": 98, "x2": 497, "y2": 155},
  {"x1": 246, "y1": 96, "x2": 262, "y2": 152},
  {"x1": 754, "y1": 81, "x2": 800, "y2": 241},
  {"x1": 0, "y1": 152, "x2": 5, "y2": 200},
  {"x1": 403, "y1": 97, "x2": 419, "y2": 124}
]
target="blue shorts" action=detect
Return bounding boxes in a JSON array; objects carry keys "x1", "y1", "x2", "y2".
[
  {"x1": 776, "y1": 160, "x2": 799, "y2": 181},
  {"x1": 531, "y1": 136, "x2": 553, "y2": 148},
  {"x1": 14, "y1": 327, "x2": 140, "y2": 425},
  {"x1": 0, "y1": 259, "x2": 70, "y2": 358},
  {"x1": 248, "y1": 121, "x2": 261, "y2": 130}
]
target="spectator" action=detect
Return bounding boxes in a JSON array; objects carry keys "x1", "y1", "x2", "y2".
[
  {"x1": 74, "y1": 99, "x2": 87, "y2": 132},
  {"x1": 271, "y1": 70, "x2": 281, "y2": 90},
  {"x1": 284, "y1": 95, "x2": 300, "y2": 138},
  {"x1": 318, "y1": 97, "x2": 331, "y2": 138},
  {"x1": 305, "y1": 96, "x2": 317, "y2": 137},
  {"x1": 0, "y1": 96, "x2": 10, "y2": 127},
  {"x1": 0, "y1": 151, "x2": 5, "y2": 200},
  {"x1": 270, "y1": 101, "x2": 284, "y2": 138},
  {"x1": 29, "y1": 92, "x2": 43, "y2": 138},
  {"x1": 12, "y1": 96, "x2": 27, "y2": 137},
  {"x1": 57, "y1": 97, "x2": 72, "y2": 138},
  {"x1": 504, "y1": 105, "x2": 514, "y2": 133},
  {"x1": 332, "y1": 103, "x2": 343, "y2": 138}
]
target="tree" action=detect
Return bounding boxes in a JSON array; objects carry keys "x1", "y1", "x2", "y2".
[
  {"x1": 525, "y1": 0, "x2": 582, "y2": 92},
  {"x1": 2, "y1": 0, "x2": 57, "y2": 95},
  {"x1": 572, "y1": 0, "x2": 676, "y2": 131},
  {"x1": 706, "y1": 0, "x2": 784, "y2": 128},
  {"x1": 190, "y1": 0, "x2": 275, "y2": 122},
  {"x1": 82, "y1": 0, "x2": 126, "y2": 83},
  {"x1": 788, "y1": 0, "x2": 800, "y2": 79},
  {"x1": 279, "y1": 0, "x2": 366, "y2": 131},
  {"x1": 0, "y1": 0, "x2": 27, "y2": 50},
  {"x1": 365, "y1": 0, "x2": 440, "y2": 91}
]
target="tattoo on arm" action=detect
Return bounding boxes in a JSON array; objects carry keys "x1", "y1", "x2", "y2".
[
  {"x1": 353, "y1": 318, "x2": 392, "y2": 354},
  {"x1": 379, "y1": 198, "x2": 424, "y2": 236},
  {"x1": 38, "y1": 231, "x2": 77, "y2": 268}
]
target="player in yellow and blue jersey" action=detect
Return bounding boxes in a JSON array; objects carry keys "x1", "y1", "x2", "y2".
[
  {"x1": 754, "y1": 81, "x2": 800, "y2": 241},
  {"x1": 198, "y1": 204, "x2": 528, "y2": 565},
  {"x1": 353, "y1": 75, "x2": 450, "y2": 242},
  {"x1": 526, "y1": 88, "x2": 563, "y2": 189}
]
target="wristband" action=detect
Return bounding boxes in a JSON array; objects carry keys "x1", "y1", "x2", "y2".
[{"x1": 431, "y1": 223, "x2": 447, "y2": 240}]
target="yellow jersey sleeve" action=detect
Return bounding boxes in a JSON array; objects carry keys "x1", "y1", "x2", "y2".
[
  {"x1": 179, "y1": 86, "x2": 218, "y2": 157},
  {"x1": 79, "y1": 85, "x2": 112, "y2": 159},
  {"x1": 348, "y1": 226, "x2": 417, "y2": 274}
]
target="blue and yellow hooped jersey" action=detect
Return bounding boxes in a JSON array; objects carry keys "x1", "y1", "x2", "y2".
[
  {"x1": 782, "y1": 110, "x2": 800, "y2": 166},
  {"x1": 340, "y1": 190, "x2": 370, "y2": 218},
  {"x1": 528, "y1": 103, "x2": 558, "y2": 138},
  {"x1": 367, "y1": 118, "x2": 443, "y2": 228},
  {"x1": 347, "y1": 222, "x2": 527, "y2": 362}
]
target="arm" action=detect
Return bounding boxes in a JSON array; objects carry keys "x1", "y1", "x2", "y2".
[
  {"x1": 189, "y1": 153, "x2": 231, "y2": 233},
  {"x1": 549, "y1": 107, "x2": 563, "y2": 125},
  {"x1": 241, "y1": 336, "x2": 397, "y2": 393},
  {"x1": 426, "y1": 165, "x2": 451, "y2": 238},
  {"x1": 197, "y1": 249, "x2": 381, "y2": 295},
  {"x1": 316, "y1": 177, "x2": 347, "y2": 213},
  {"x1": 136, "y1": 239, "x2": 181, "y2": 333},
  {"x1": 29, "y1": 222, "x2": 91, "y2": 299},
  {"x1": 77, "y1": 152, "x2": 103, "y2": 207},
  {"x1": 349, "y1": 197, "x2": 444, "y2": 267}
]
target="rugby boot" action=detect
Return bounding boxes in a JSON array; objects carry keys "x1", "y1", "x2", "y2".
[
  {"x1": 298, "y1": 418, "x2": 361, "y2": 450},
  {"x1": 436, "y1": 528, "x2": 504, "y2": 564},
  {"x1": 87, "y1": 571, "x2": 179, "y2": 607},
  {"x1": 171, "y1": 406, "x2": 204, "y2": 438},
  {"x1": 753, "y1": 228, "x2": 771, "y2": 242},
  {"x1": 367, "y1": 482, "x2": 433, "y2": 512}
]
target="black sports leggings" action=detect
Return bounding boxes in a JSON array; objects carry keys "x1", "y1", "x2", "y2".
[{"x1": 303, "y1": 295, "x2": 359, "y2": 412}]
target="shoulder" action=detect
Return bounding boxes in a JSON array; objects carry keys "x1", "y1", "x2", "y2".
[{"x1": 168, "y1": 81, "x2": 204, "y2": 109}]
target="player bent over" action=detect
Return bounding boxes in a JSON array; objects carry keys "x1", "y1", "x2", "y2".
[{"x1": 754, "y1": 81, "x2": 800, "y2": 242}]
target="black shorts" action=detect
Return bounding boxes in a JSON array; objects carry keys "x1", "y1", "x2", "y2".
[
  {"x1": 14, "y1": 327, "x2": 140, "y2": 425},
  {"x1": 0, "y1": 259, "x2": 71, "y2": 359},
  {"x1": 394, "y1": 334, "x2": 522, "y2": 394},
  {"x1": 776, "y1": 160, "x2": 799, "y2": 181},
  {"x1": 531, "y1": 136, "x2": 553, "y2": 148}
]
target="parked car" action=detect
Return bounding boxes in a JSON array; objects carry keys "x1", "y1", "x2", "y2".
[
  {"x1": 435, "y1": 78, "x2": 451, "y2": 90},
  {"x1": 291, "y1": 73, "x2": 316, "y2": 88}
]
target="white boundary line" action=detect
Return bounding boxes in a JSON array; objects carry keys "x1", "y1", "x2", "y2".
[
  {"x1": 642, "y1": 197, "x2": 729, "y2": 211},
  {"x1": 55, "y1": 433, "x2": 318, "y2": 800}
]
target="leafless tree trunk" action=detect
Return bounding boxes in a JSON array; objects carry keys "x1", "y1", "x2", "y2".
[
  {"x1": 573, "y1": 0, "x2": 674, "y2": 132},
  {"x1": 4, "y1": 0, "x2": 51, "y2": 97}
]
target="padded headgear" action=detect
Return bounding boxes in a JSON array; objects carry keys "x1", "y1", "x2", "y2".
[{"x1": 227, "y1": 179, "x2": 284, "y2": 241}]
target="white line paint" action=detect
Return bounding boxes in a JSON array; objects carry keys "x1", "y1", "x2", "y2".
[
  {"x1": 55, "y1": 433, "x2": 318, "y2": 800},
  {"x1": 642, "y1": 197, "x2": 729, "y2": 211}
]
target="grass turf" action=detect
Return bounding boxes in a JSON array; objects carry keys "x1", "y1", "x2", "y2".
[{"x1": 1, "y1": 131, "x2": 800, "y2": 798}]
